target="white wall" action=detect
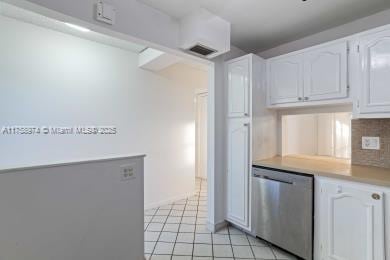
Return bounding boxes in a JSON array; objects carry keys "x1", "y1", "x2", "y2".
[
  {"x1": 0, "y1": 15, "x2": 208, "y2": 208},
  {"x1": 0, "y1": 156, "x2": 145, "y2": 260},
  {"x1": 282, "y1": 114, "x2": 318, "y2": 156},
  {"x1": 258, "y1": 8, "x2": 390, "y2": 58},
  {"x1": 281, "y1": 113, "x2": 352, "y2": 159}
]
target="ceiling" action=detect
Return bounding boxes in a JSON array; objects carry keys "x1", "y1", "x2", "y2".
[
  {"x1": 0, "y1": 2, "x2": 146, "y2": 53},
  {"x1": 1, "y1": 2, "x2": 210, "y2": 73},
  {"x1": 138, "y1": 0, "x2": 390, "y2": 53}
]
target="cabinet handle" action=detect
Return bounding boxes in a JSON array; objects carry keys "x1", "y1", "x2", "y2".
[
  {"x1": 304, "y1": 97, "x2": 309, "y2": 101},
  {"x1": 298, "y1": 97, "x2": 303, "y2": 101},
  {"x1": 372, "y1": 193, "x2": 381, "y2": 200},
  {"x1": 244, "y1": 123, "x2": 249, "y2": 127},
  {"x1": 244, "y1": 113, "x2": 249, "y2": 116}
]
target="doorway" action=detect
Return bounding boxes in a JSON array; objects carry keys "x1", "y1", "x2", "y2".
[{"x1": 195, "y1": 91, "x2": 208, "y2": 180}]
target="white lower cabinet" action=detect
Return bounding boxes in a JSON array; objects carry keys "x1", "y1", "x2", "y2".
[
  {"x1": 226, "y1": 119, "x2": 250, "y2": 229},
  {"x1": 316, "y1": 177, "x2": 389, "y2": 260}
]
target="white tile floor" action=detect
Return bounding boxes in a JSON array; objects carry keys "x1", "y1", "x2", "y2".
[{"x1": 145, "y1": 178, "x2": 298, "y2": 260}]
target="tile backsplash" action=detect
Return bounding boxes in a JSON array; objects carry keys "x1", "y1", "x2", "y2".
[{"x1": 351, "y1": 119, "x2": 390, "y2": 168}]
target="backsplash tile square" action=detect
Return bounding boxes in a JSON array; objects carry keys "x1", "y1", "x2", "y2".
[{"x1": 351, "y1": 119, "x2": 390, "y2": 168}]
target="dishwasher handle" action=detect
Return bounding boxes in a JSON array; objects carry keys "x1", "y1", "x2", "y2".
[{"x1": 253, "y1": 173, "x2": 294, "y2": 185}]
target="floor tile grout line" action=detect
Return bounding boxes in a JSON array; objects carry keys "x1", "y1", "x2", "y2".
[
  {"x1": 151, "y1": 203, "x2": 176, "y2": 256},
  {"x1": 190, "y1": 178, "x2": 199, "y2": 259},
  {"x1": 244, "y1": 232, "x2": 257, "y2": 259},
  {"x1": 201, "y1": 178, "x2": 214, "y2": 258},
  {"x1": 189, "y1": 177, "x2": 213, "y2": 258},
  {"x1": 227, "y1": 224, "x2": 235, "y2": 259},
  {"x1": 170, "y1": 192, "x2": 187, "y2": 259},
  {"x1": 147, "y1": 205, "x2": 162, "y2": 256},
  {"x1": 144, "y1": 207, "x2": 159, "y2": 232}
]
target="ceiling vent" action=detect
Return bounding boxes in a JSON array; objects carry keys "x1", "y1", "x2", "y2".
[
  {"x1": 188, "y1": 44, "x2": 217, "y2": 57},
  {"x1": 180, "y1": 9, "x2": 230, "y2": 59}
]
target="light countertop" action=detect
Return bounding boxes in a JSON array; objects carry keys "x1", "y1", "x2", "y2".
[
  {"x1": 0, "y1": 154, "x2": 146, "y2": 174},
  {"x1": 253, "y1": 155, "x2": 390, "y2": 187}
]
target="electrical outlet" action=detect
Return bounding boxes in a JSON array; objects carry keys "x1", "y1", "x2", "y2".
[
  {"x1": 362, "y1": 136, "x2": 380, "y2": 150},
  {"x1": 120, "y1": 164, "x2": 135, "y2": 181}
]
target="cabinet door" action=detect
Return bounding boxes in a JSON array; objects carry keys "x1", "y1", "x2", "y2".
[
  {"x1": 359, "y1": 29, "x2": 390, "y2": 114},
  {"x1": 227, "y1": 57, "x2": 250, "y2": 117},
  {"x1": 319, "y1": 181, "x2": 385, "y2": 260},
  {"x1": 227, "y1": 120, "x2": 250, "y2": 228},
  {"x1": 304, "y1": 42, "x2": 348, "y2": 101},
  {"x1": 268, "y1": 54, "x2": 304, "y2": 104}
]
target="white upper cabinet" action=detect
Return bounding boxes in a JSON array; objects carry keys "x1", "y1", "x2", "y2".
[
  {"x1": 304, "y1": 42, "x2": 348, "y2": 102},
  {"x1": 356, "y1": 27, "x2": 390, "y2": 116},
  {"x1": 227, "y1": 120, "x2": 250, "y2": 228},
  {"x1": 317, "y1": 178, "x2": 386, "y2": 260},
  {"x1": 267, "y1": 41, "x2": 349, "y2": 107},
  {"x1": 227, "y1": 57, "x2": 250, "y2": 117},
  {"x1": 268, "y1": 54, "x2": 304, "y2": 104}
]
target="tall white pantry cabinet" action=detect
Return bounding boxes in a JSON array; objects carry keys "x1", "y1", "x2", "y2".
[{"x1": 225, "y1": 54, "x2": 277, "y2": 232}]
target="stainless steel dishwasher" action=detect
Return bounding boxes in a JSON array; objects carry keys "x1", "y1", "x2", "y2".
[{"x1": 252, "y1": 166, "x2": 313, "y2": 260}]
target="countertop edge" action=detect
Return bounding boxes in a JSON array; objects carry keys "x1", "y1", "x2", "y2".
[
  {"x1": 253, "y1": 162, "x2": 390, "y2": 188},
  {"x1": 0, "y1": 154, "x2": 146, "y2": 174}
]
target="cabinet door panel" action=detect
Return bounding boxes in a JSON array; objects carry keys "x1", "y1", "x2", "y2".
[
  {"x1": 228, "y1": 58, "x2": 250, "y2": 117},
  {"x1": 304, "y1": 42, "x2": 348, "y2": 101},
  {"x1": 359, "y1": 29, "x2": 390, "y2": 114},
  {"x1": 269, "y1": 54, "x2": 304, "y2": 104},
  {"x1": 320, "y1": 182, "x2": 385, "y2": 260},
  {"x1": 227, "y1": 120, "x2": 250, "y2": 227}
]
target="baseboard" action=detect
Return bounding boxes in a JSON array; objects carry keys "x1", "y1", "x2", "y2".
[
  {"x1": 144, "y1": 191, "x2": 196, "y2": 210},
  {"x1": 207, "y1": 220, "x2": 228, "y2": 233}
]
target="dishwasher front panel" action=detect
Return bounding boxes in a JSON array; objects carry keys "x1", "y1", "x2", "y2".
[{"x1": 252, "y1": 167, "x2": 313, "y2": 260}]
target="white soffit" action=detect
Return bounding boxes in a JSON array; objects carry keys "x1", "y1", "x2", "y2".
[
  {"x1": 0, "y1": 2, "x2": 146, "y2": 53},
  {"x1": 139, "y1": 48, "x2": 182, "y2": 71}
]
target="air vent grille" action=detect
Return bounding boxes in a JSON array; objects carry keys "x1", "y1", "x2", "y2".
[{"x1": 189, "y1": 44, "x2": 217, "y2": 56}]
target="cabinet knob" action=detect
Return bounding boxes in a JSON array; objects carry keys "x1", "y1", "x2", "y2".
[
  {"x1": 298, "y1": 97, "x2": 303, "y2": 101},
  {"x1": 372, "y1": 193, "x2": 381, "y2": 200},
  {"x1": 304, "y1": 97, "x2": 309, "y2": 101},
  {"x1": 244, "y1": 113, "x2": 249, "y2": 116}
]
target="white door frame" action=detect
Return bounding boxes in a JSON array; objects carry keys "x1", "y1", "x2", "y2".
[{"x1": 195, "y1": 90, "x2": 208, "y2": 180}]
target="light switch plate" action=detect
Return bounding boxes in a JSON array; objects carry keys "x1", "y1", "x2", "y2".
[
  {"x1": 96, "y1": 1, "x2": 116, "y2": 25},
  {"x1": 362, "y1": 136, "x2": 380, "y2": 150},
  {"x1": 120, "y1": 164, "x2": 136, "y2": 181}
]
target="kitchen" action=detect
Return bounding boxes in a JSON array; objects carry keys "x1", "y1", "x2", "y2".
[{"x1": 225, "y1": 28, "x2": 390, "y2": 260}]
